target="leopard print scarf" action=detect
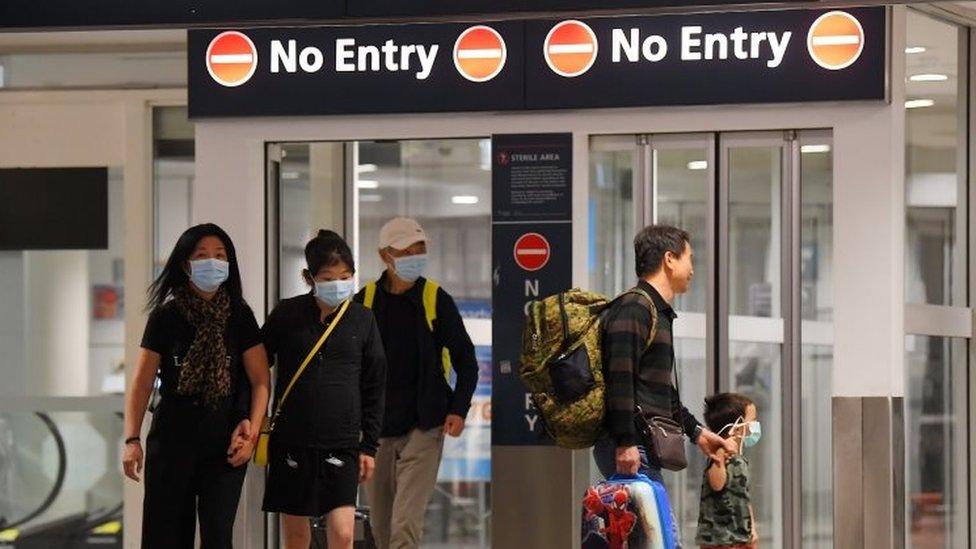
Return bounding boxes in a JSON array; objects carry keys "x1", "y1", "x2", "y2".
[{"x1": 173, "y1": 285, "x2": 232, "y2": 407}]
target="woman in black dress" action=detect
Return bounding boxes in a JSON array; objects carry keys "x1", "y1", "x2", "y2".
[{"x1": 122, "y1": 223, "x2": 271, "y2": 548}]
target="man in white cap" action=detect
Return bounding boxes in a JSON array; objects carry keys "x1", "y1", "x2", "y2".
[{"x1": 355, "y1": 217, "x2": 478, "y2": 549}]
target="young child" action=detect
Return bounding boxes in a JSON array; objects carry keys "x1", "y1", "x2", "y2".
[{"x1": 695, "y1": 393, "x2": 761, "y2": 549}]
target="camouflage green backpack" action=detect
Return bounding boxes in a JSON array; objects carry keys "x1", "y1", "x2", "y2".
[{"x1": 519, "y1": 288, "x2": 657, "y2": 449}]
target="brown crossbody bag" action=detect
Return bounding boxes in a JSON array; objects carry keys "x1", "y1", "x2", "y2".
[{"x1": 634, "y1": 320, "x2": 688, "y2": 472}]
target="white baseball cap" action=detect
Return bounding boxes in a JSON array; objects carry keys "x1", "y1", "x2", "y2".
[{"x1": 379, "y1": 217, "x2": 428, "y2": 250}]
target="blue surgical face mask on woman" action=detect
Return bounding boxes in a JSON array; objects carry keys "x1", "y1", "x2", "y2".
[
  {"x1": 393, "y1": 254, "x2": 428, "y2": 283},
  {"x1": 315, "y1": 278, "x2": 356, "y2": 307},
  {"x1": 189, "y1": 258, "x2": 229, "y2": 292}
]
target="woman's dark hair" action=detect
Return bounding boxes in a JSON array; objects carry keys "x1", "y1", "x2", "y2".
[
  {"x1": 703, "y1": 393, "x2": 754, "y2": 435},
  {"x1": 147, "y1": 223, "x2": 244, "y2": 312},
  {"x1": 634, "y1": 225, "x2": 690, "y2": 278},
  {"x1": 305, "y1": 230, "x2": 355, "y2": 279}
]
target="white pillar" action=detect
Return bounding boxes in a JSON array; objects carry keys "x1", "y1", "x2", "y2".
[{"x1": 25, "y1": 250, "x2": 90, "y2": 396}]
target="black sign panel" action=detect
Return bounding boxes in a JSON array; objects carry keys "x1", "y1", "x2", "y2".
[
  {"x1": 0, "y1": 168, "x2": 108, "y2": 251},
  {"x1": 492, "y1": 134, "x2": 573, "y2": 446},
  {"x1": 525, "y1": 7, "x2": 886, "y2": 108},
  {"x1": 188, "y1": 22, "x2": 525, "y2": 117},
  {"x1": 188, "y1": 7, "x2": 886, "y2": 118}
]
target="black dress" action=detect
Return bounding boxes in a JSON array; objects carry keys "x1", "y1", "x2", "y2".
[{"x1": 139, "y1": 299, "x2": 262, "y2": 549}]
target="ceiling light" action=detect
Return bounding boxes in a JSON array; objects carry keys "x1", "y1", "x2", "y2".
[
  {"x1": 909, "y1": 73, "x2": 948, "y2": 82},
  {"x1": 687, "y1": 161, "x2": 708, "y2": 170},
  {"x1": 905, "y1": 46, "x2": 927, "y2": 54},
  {"x1": 452, "y1": 195, "x2": 479, "y2": 205},
  {"x1": 281, "y1": 171, "x2": 300, "y2": 180},
  {"x1": 905, "y1": 99, "x2": 935, "y2": 109},
  {"x1": 360, "y1": 194, "x2": 383, "y2": 202},
  {"x1": 801, "y1": 144, "x2": 831, "y2": 154},
  {"x1": 357, "y1": 179, "x2": 379, "y2": 189},
  {"x1": 357, "y1": 163, "x2": 378, "y2": 173}
]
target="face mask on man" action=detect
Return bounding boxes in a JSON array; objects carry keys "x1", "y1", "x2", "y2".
[
  {"x1": 393, "y1": 253, "x2": 428, "y2": 283},
  {"x1": 189, "y1": 259, "x2": 229, "y2": 292},
  {"x1": 315, "y1": 278, "x2": 356, "y2": 307}
]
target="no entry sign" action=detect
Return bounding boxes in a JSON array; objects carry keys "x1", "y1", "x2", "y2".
[
  {"x1": 514, "y1": 233, "x2": 551, "y2": 272},
  {"x1": 544, "y1": 20, "x2": 599, "y2": 77},
  {"x1": 454, "y1": 25, "x2": 507, "y2": 82},
  {"x1": 806, "y1": 10, "x2": 865, "y2": 70},
  {"x1": 189, "y1": 7, "x2": 886, "y2": 117},
  {"x1": 206, "y1": 31, "x2": 258, "y2": 87}
]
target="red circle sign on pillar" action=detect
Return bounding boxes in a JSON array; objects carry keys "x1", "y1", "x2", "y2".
[{"x1": 514, "y1": 233, "x2": 551, "y2": 272}]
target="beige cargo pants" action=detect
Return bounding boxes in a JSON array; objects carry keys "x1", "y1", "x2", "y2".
[{"x1": 366, "y1": 427, "x2": 445, "y2": 549}]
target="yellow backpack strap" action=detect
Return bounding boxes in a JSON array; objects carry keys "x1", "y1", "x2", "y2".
[
  {"x1": 422, "y1": 280, "x2": 438, "y2": 331},
  {"x1": 363, "y1": 281, "x2": 377, "y2": 309},
  {"x1": 422, "y1": 280, "x2": 453, "y2": 383}
]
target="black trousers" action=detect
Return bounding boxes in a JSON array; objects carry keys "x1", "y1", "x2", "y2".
[{"x1": 142, "y1": 399, "x2": 247, "y2": 549}]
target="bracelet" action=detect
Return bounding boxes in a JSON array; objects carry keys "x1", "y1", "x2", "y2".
[{"x1": 125, "y1": 436, "x2": 141, "y2": 445}]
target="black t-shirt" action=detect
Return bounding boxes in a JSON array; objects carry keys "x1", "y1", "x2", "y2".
[
  {"x1": 378, "y1": 291, "x2": 420, "y2": 437},
  {"x1": 262, "y1": 295, "x2": 387, "y2": 456},
  {"x1": 140, "y1": 298, "x2": 262, "y2": 417}
]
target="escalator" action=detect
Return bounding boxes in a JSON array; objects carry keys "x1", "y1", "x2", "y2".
[{"x1": 0, "y1": 412, "x2": 123, "y2": 548}]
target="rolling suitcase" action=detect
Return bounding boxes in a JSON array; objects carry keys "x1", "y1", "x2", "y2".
[{"x1": 581, "y1": 474, "x2": 673, "y2": 549}]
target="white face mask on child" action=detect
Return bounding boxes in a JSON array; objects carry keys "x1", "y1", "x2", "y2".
[{"x1": 719, "y1": 416, "x2": 762, "y2": 450}]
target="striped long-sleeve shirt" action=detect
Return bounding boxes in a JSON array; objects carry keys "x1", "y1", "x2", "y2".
[{"x1": 603, "y1": 280, "x2": 702, "y2": 448}]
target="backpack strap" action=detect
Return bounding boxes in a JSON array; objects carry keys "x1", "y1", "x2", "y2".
[
  {"x1": 615, "y1": 288, "x2": 658, "y2": 351},
  {"x1": 423, "y1": 280, "x2": 453, "y2": 383},
  {"x1": 363, "y1": 281, "x2": 377, "y2": 309},
  {"x1": 422, "y1": 280, "x2": 439, "y2": 331}
]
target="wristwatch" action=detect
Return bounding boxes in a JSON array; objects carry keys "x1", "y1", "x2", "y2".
[{"x1": 692, "y1": 425, "x2": 704, "y2": 443}]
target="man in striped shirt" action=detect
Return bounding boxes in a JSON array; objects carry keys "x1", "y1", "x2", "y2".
[{"x1": 593, "y1": 225, "x2": 734, "y2": 480}]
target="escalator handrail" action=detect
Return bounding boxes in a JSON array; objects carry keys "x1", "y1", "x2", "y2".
[{"x1": 0, "y1": 412, "x2": 68, "y2": 532}]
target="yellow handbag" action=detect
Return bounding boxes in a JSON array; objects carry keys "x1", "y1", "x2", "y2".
[{"x1": 253, "y1": 299, "x2": 351, "y2": 466}]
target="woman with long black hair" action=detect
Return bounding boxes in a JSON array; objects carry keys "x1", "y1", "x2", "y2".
[
  {"x1": 261, "y1": 230, "x2": 386, "y2": 549},
  {"x1": 122, "y1": 223, "x2": 271, "y2": 548}
]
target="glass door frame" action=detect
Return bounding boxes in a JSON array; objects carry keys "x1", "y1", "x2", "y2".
[
  {"x1": 718, "y1": 130, "x2": 803, "y2": 548},
  {"x1": 589, "y1": 133, "x2": 716, "y2": 351},
  {"x1": 646, "y1": 133, "x2": 717, "y2": 370},
  {"x1": 598, "y1": 129, "x2": 827, "y2": 547}
]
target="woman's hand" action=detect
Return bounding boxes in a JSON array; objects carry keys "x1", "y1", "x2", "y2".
[
  {"x1": 359, "y1": 454, "x2": 375, "y2": 484},
  {"x1": 226, "y1": 419, "x2": 255, "y2": 467},
  {"x1": 122, "y1": 441, "x2": 144, "y2": 482},
  {"x1": 227, "y1": 438, "x2": 255, "y2": 467}
]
